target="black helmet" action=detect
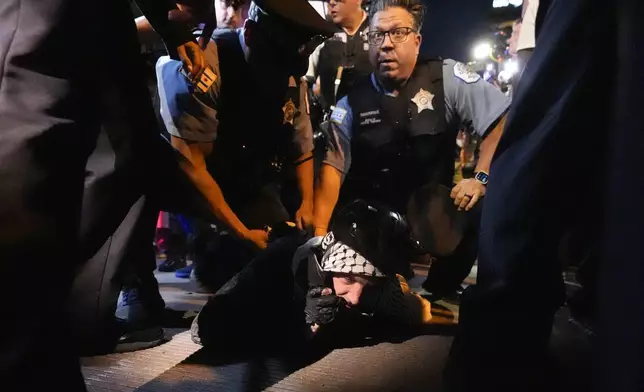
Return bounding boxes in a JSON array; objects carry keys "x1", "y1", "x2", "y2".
[{"x1": 324, "y1": 199, "x2": 424, "y2": 277}]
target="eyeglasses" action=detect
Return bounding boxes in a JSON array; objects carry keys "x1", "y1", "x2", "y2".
[{"x1": 366, "y1": 27, "x2": 417, "y2": 45}]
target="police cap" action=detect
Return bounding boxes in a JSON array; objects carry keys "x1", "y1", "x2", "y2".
[{"x1": 252, "y1": 0, "x2": 338, "y2": 38}]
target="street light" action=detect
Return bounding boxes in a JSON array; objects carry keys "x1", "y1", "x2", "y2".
[
  {"x1": 503, "y1": 59, "x2": 519, "y2": 75},
  {"x1": 472, "y1": 42, "x2": 492, "y2": 60}
]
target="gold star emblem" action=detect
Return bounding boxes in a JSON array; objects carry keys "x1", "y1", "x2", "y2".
[
  {"x1": 282, "y1": 99, "x2": 296, "y2": 125},
  {"x1": 411, "y1": 88, "x2": 435, "y2": 113}
]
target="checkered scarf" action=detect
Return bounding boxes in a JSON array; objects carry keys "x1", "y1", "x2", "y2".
[{"x1": 319, "y1": 232, "x2": 386, "y2": 278}]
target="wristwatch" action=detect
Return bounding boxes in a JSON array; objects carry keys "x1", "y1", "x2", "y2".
[{"x1": 474, "y1": 170, "x2": 489, "y2": 186}]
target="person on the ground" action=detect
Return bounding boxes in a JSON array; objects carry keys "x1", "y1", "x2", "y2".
[
  {"x1": 191, "y1": 199, "x2": 436, "y2": 352},
  {"x1": 314, "y1": 0, "x2": 510, "y2": 300}
]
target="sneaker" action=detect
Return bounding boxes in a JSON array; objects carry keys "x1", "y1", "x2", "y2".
[
  {"x1": 175, "y1": 264, "x2": 194, "y2": 279},
  {"x1": 158, "y1": 257, "x2": 187, "y2": 272},
  {"x1": 118, "y1": 287, "x2": 146, "y2": 322}
]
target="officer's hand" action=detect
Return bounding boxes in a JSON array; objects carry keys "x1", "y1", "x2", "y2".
[
  {"x1": 175, "y1": 41, "x2": 205, "y2": 81},
  {"x1": 242, "y1": 229, "x2": 269, "y2": 250},
  {"x1": 295, "y1": 202, "x2": 314, "y2": 233},
  {"x1": 451, "y1": 179, "x2": 486, "y2": 212},
  {"x1": 305, "y1": 287, "x2": 340, "y2": 326}
]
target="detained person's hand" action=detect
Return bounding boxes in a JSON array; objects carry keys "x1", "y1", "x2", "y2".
[{"x1": 305, "y1": 287, "x2": 340, "y2": 334}]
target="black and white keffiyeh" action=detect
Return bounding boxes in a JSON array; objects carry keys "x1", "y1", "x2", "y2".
[{"x1": 319, "y1": 232, "x2": 385, "y2": 278}]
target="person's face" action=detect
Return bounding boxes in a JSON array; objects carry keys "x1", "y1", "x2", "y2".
[
  {"x1": 369, "y1": 7, "x2": 422, "y2": 84},
  {"x1": 331, "y1": 273, "x2": 375, "y2": 307},
  {"x1": 215, "y1": 0, "x2": 243, "y2": 28},
  {"x1": 327, "y1": 0, "x2": 362, "y2": 26}
]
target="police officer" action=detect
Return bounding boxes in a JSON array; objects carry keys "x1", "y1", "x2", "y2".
[
  {"x1": 155, "y1": 0, "x2": 336, "y2": 291},
  {"x1": 306, "y1": 0, "x2": 372, "y2": 111},
  {"x1": 313, "y1": 0, "x2": 511, "y2": 299}
]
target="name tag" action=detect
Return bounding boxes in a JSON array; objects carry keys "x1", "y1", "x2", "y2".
[{"x1": 359, "y1": 110, "x2": 382, "y2": 125}]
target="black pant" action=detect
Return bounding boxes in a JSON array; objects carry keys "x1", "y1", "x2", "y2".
[
  {"x1": 421, "y1": 204, "x2": 481, "y2": 298},
  {"x1": 0, "y1": 0, "x2": 198, "y2": 389},
  {"x1": 444, "y1": 0, "x2": 626, "y2": 391}
]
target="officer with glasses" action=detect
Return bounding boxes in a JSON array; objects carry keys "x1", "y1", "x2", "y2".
[{"x1": 313, "y1": 0, "x2": 511, "y2": 300}]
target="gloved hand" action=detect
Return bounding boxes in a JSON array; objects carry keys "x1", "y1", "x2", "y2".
[{"x1": 304, "y1": 287, "x2": 340, "y2": 326}]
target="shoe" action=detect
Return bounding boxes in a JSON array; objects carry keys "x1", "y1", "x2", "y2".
[
  {"x1": 175, "y1": 264, "x2": 194, "y2": 279},
  {"x1": 118, "y1": 285, "x2": 165, "y2": 325},
  {"x1": 158, "y1": 257, "x2": 187, "y2": 272},
  {"x1": 118, "y1": 287, "x2": 147, "y2": 322},
  {"x1": 114, "y1": 318, "x2": 165, "y2": 353}
]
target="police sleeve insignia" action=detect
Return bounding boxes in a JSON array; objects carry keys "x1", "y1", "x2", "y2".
[
  {"x1": 453, "y1": 62, "x2": 481, "y2": 84},
  {"x1": 330, "y1": 107, "x2": 348, "y2": 125}
]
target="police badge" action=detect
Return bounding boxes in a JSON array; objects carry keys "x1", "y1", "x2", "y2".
[
  {"x1": 453, "y1": 62, "x2": 481, "y2": 84},
  {"x1": 411, "y1": 88, "x2": 435, "y2": 113},
  {"x1": 282, "y1": 98, "x2": 297, "y2": 125}
]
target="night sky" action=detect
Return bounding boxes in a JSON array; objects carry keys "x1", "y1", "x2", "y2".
[{"x1": 420, "y1": 0, "x2": 492, "y2": 62}]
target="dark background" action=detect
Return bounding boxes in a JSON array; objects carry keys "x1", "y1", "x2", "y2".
[{"x1": 420, "y1": 0, "x2": 520, "y2": 62}]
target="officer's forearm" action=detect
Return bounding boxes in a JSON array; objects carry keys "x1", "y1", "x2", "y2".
[
  {"x1": 476, "y1": 115, "x2": 506, "y2": 174},
  {"x1": 172, "y1": 138, "x2": 251, "y2": 239},
  {"x1": 295, "y1": 152, "x2": 315, "y2": 208},
  {"x1": 313, "y1": 164, "x2": 343, "y2": 237},
  {"x1": 133, "y1": 0, "x2": 193, "y2": 50}
]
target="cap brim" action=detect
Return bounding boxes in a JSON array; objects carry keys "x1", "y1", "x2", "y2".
[{"x1": 253, "y1": 0, "x2": 339, "y2": 37}]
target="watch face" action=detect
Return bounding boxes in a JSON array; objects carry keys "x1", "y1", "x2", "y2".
[{"x1": 476, "y1": 172, "x2": 489, "y2": 184}]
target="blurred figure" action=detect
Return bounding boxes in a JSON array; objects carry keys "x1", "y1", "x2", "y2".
[
  {"x1": 515, "y1": 0, "x2": 539, "y2": 85},
  {"x1": 0, "y1": 0, "x2": 210, "y2": 389},
  {"x1": 306, "y1": 0, "x2": 371, "y2": 111},
  {"x1": 442, "y1": 0, "x2": 634, "y2": 391},
  {"x1": 215, "y1": 0, "x2": 246, "y2": 28}
]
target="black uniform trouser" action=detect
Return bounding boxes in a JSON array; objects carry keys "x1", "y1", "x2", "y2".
[
  {"x1": 421, "y1": 203, "x2": 481, "y2": 298},
  {"x1": 0, "y1": 0, "x2": 209, "y2": 389},
  {"x1": 69, "y1": 123, "x2": 217, "y2": 355},
  {"x1": 443, "y1": 0, "x2": 630, "y2": 391}
]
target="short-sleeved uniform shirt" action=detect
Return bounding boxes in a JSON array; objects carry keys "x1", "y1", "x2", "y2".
[
  {"x1": 324, "y1": 59, "x2": 512, "y2": 174},
  {"x1": 155, "y1": 30, "x2": 313, "y2": 158}
]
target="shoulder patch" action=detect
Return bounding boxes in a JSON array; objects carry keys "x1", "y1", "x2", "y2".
[
  {"x1": 330, "y1": 107, "x2": 348, "y2": 125},
  {"x1": 453, "y1": 62, "x2": 481, "y2": 84}
]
